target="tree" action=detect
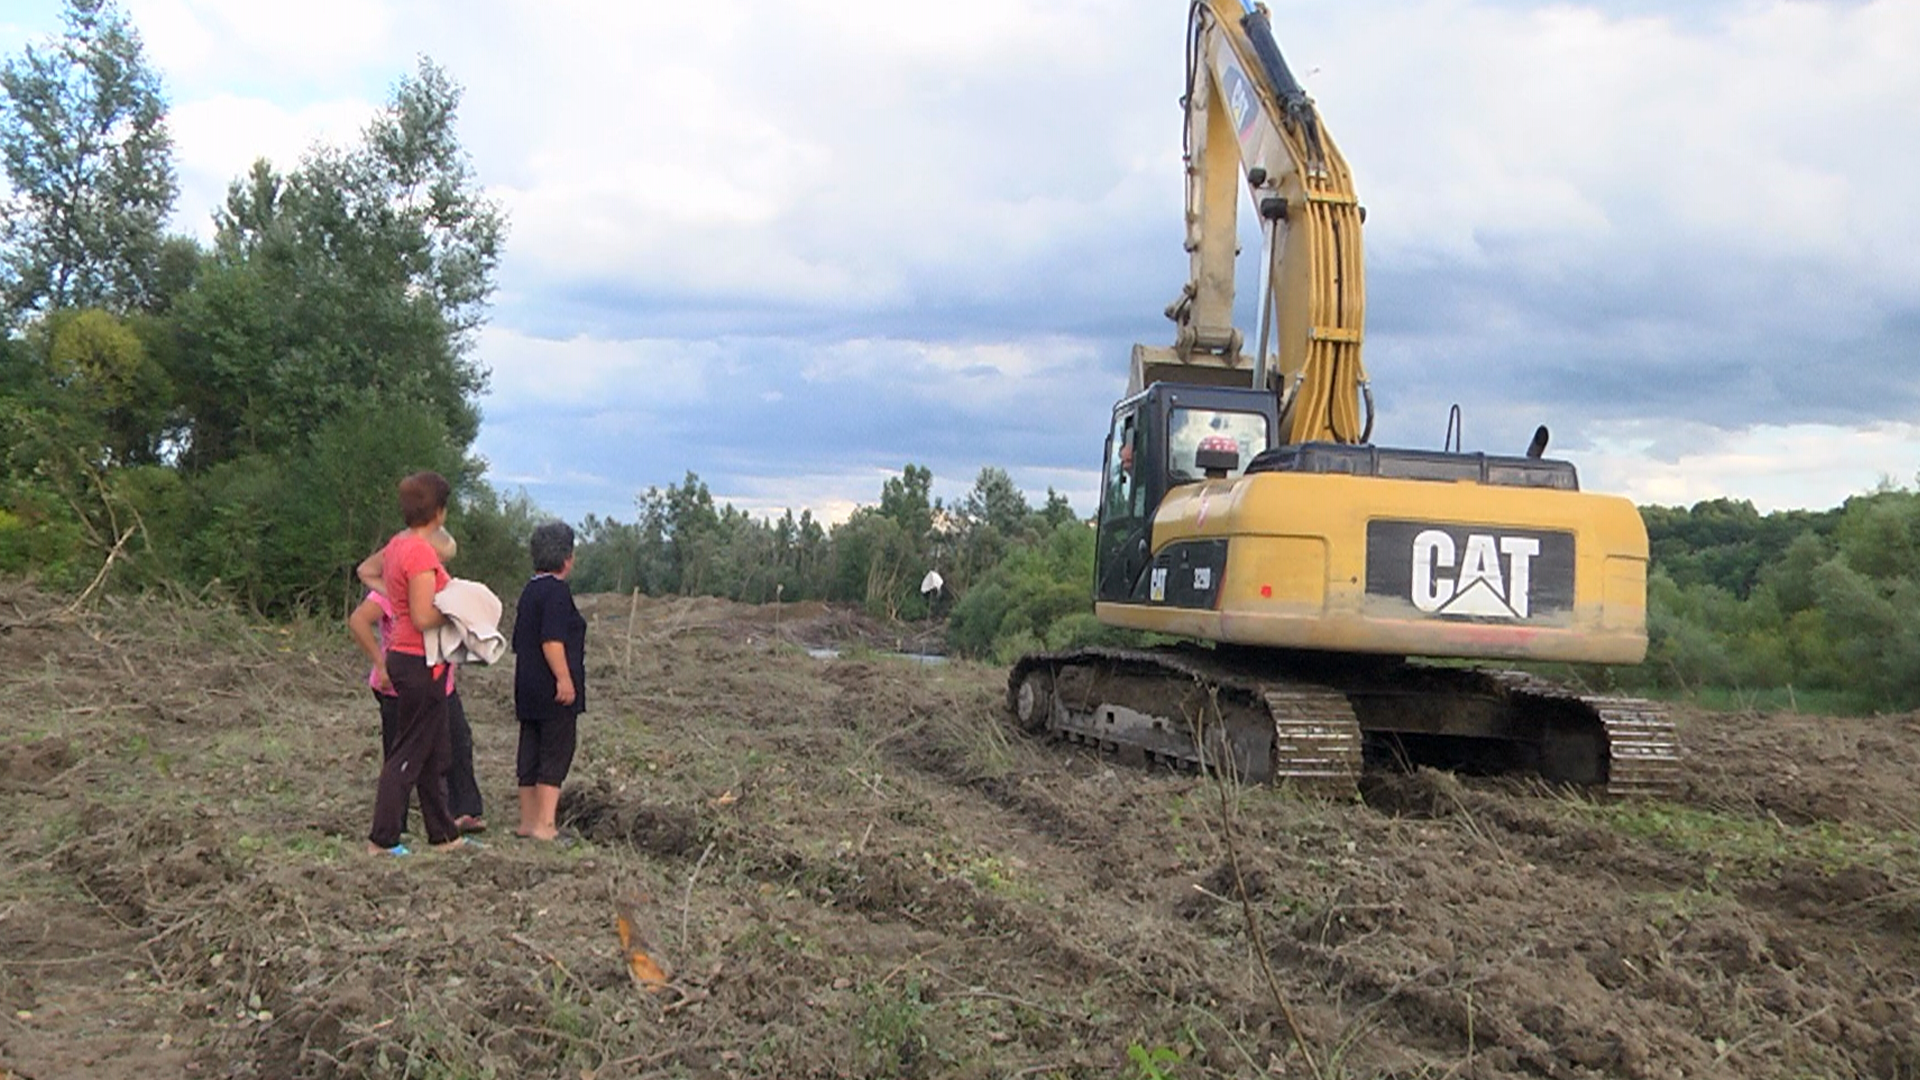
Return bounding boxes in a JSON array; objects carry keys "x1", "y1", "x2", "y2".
[
  {"x1": 837, "y1": 464, "x2": 938, "y2": 618},
  {"x1": 832, "y1": 509, "x2": 917, "y2": 618},
  {"x1": 878, "y1": 464, "x2": 935, "y2": 548},
  {"x1": 0, "y1": 0, "x2": 176, "y2": 321},
  {"x1": 959, "y1": 467, "x2": 1031, "y2": 540},
  {"x1": 171, "y1": 58, "x2": 504, "y2": 471},
  {"x1": 1037, "y1": 488, "x2": 1078, "y2": 530},
  {"x1": 947, "y1": 519, "x2": 1109, "y2": 662},
  {"x1": 573, "y1": 514, "x2": 645, "y2": 595},
  {"x1": 40, "y1": 306, "x2": 174, "y2": 464},
  {"x1": 661, "y1": 472, "x2": 722, "y2": 595}
]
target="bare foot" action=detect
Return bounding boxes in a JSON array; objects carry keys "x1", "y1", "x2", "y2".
[{"x1": 367, "y1": 842, "x2": 410, "y2": 857}]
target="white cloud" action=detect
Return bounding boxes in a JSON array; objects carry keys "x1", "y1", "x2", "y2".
[
  {"x1": 166, "y1": 94, "x2": 374, "y2": 236},
  {"x1": 346, "y1": 0, "x2": 1181, "y2": 309},
  {"x1": 1324, "y1": 0, "x2": 1920, "y2": 290},
  {"x1": 125, "y1": 0, "x2": 392, "y2": 86},
  {"x1": 1582, "y1": 419, "x2": 1920, "y2": 511},
  {"x1": 478, "y1": 327, "x2": 717, "y2": 408},
  {"x1": 802, "y1": 336, "x2": 1096, "y2": 390}
]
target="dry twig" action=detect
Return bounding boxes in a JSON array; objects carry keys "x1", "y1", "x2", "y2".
[
  {"x1": 680, "y1": 842, "x2": 716, "y2": 950},
  {"x1": 1190, "y1": 688, "x2": 1329, "y2": 1080}
]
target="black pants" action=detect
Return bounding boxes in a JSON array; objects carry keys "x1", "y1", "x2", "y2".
[
  {"x1": 374, "y1": 688, "x2": 482, "y2": 825},
  {"x1": 375, "y1": 690, "x2": 401, "y2": 759},
  {"x1": 370, "y1": 652, "x2": 457, "y2": 848},
  {"x1": 516, "y1": 711, "x2": 578, "y2": 788},
  {"x1": 446, "y1": 690, "x2": 483, "y2": 821}
]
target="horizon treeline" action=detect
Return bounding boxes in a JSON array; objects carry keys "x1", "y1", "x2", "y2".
[{"x1": 566, "y1": 479, "x2": 1920, "y2": 713}]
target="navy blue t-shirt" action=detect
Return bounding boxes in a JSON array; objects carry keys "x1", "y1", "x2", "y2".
[{"x1": 513, "y1": 574, "x2": 586, "y2": 721}]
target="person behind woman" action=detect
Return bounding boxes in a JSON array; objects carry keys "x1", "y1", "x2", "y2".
[
  {"x1": 513, "y1": 521, "x2": 586, "y2": 841},
  {"x1": 366, "y1": 472, "x2": 473, "y2": 855},
  {"x1": 347, "y1": 526, "x2": 485, "y2": 833}
]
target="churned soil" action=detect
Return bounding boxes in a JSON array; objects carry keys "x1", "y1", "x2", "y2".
[{"x1": 2, "y1": 582, "x2": 1917, "y2": 1079}]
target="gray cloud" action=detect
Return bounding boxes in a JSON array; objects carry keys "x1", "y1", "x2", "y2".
[{"x1": 91, "y1": 0, "x2": 1920, "y2": 518}]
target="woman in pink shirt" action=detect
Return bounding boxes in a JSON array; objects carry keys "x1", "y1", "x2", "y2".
[
  {"x1": 365, "y1": 471, "x2": 474, "y2": 855},
  {"x1": 350, "y1": 526, "x2": 485, "y2": 833}
]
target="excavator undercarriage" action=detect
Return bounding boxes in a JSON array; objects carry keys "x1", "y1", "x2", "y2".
[{"x1": 1008, "y1": 647, "x2": 1681, "y2": 798}]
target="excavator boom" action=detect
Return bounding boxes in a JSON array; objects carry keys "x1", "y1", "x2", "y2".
[{"x1": 1144, "y1": 0, "x2": 1367, "y2": 446}]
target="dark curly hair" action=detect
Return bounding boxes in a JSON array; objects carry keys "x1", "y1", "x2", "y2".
[{"x1": 529, "y1": 521, "x2": 575, "y2": 574}]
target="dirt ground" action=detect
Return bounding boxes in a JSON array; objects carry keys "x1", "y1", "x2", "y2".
[{"x1": 2, "y1": 582, "x2": 1919, "y2": 1080}]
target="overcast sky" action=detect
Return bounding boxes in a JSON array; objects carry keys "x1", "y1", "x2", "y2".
[{"x1": 2, "y1": 0, "x2": 1915, "y2": 523}]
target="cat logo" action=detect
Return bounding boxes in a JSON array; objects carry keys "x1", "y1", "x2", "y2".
[
  {"x1": 1364, "y1": 521, "x2": 1575, "y2": 621},
  {"x1": 1150, "y1": 566, "x2": 1168, "y2": 602},
  {"x1": 1221, "y1": 64, "x2": 1259, "y2": 139},
  {"x1": 1411, "y1": 530, "x2": 1538, "y2": 618}
]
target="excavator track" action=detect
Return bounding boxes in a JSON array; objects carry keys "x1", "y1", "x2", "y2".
[
  {"x1": 1481, "y1": 670, "x2": 1683, "y2": 798},
  {"x1": 1009, "y1": 647, "x2": 1681, "y2": 799},
  {"x1": 1264, "y1": 688, "x2": 1364, "y2": 793},
  {"x1": 1010, "y1": 646, "x2": 1362, "y2": 794}
]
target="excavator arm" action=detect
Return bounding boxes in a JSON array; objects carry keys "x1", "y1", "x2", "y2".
[{"x1": 1136, "y1": 0, "x2": 1370, "y2": 446}]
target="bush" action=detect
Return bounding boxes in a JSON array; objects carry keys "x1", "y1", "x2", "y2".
[{"x1": 947, "y1": 521, "x2": 1098, "y2": 661}]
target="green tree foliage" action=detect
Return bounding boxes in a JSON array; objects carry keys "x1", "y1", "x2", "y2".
[
  {"x1": 40, "y1": 307, "x2": 174, "y2": 463},
  {"x1": 1628, "y1": 487, "x2": 1920, "y2": 711},
  {"x1": 939, "y1": 467, "x2": 1029, "y2": 598},
  {"x1": 449, "y1": 483, "x2": 547, "y2": 600},
  {"x1": 570, "y1": 472, "x2": 834, "y2": 604},
  {"x1": 0, "y1": 33, "x2": 514, "y2": 615},
  {"x1": 170, "y1": 58, "x2": 502, "y2": 471},
  {"x1": 0, "y1": 0, "x2": 176, "y2": 320},
  {"x1": 834, "y1": 508, "x2": 919, "y2": 619},
  {"x1": 945, "y1": 520, "x2": 1116, "y2": 663},
  {"x1": 1641, "y1": 497, "x2": 1840, "y2": 599}
]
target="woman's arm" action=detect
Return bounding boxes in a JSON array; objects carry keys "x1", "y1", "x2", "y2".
[
  {"x1": 357, "y1": 550, "x2": 386, "y2": 596},
  {"x1": 407, "y1": 569, "x2": 448, "y2": 632},
  {"x1": 542, "y1": 640, "x2": 576, "y2": 705},
  {"x1": 347, "y1": 598, "x2": 391, "y2": 692}
]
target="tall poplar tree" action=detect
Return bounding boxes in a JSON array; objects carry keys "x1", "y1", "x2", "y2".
[{"x1": 0, "y1": 0, "x2": 177, "y2": 321}]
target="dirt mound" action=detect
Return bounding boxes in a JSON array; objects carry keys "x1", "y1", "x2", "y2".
[
  {"x1": 573, "y1": 589, "x2": 944, "y2": 654},
  {"x1": 0, "y1": 736, "x2": 75, "y2": 789},
  {"x1": 562, "y1": 779, "x2": 708, "y2": 857},
  {"x1": 5, "y1": 588, "x2": 1920, "y2": 1079}
]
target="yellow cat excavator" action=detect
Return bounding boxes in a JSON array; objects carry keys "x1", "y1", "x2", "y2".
[{"x1": 1008, "y1": 0, "x2": 1679, "y2": 796}]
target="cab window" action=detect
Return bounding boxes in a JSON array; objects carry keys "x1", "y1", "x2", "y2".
[
  {"x1": 1102, "y1": 412, "x2": 1140, "y2": 522},
  {"x1": 1167, "y1": 408, "x2": 1268, "y2": 484}
]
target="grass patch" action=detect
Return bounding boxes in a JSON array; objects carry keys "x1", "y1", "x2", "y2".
[
  {"x1": 1631, "y1": 887, "x2": 1740, "y2": 928},
  {"x1": 1671, "y1": 685, "x2": 1865, "y2": 717},
  {"x1": 1588, "y1": 802, "x2": 1920, "y2": 878},
  {"x1": 856, "y1": 977, "x2": 939, "y2": 1075}
]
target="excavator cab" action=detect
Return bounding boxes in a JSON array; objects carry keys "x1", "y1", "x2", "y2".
[{"x1": 1097, "y1": 383, "x2": 1277, "y2": 604}]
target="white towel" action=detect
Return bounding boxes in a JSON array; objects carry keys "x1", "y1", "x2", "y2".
[{"x1": 427, "y1": 578, "x2": 506, "y2": 666}]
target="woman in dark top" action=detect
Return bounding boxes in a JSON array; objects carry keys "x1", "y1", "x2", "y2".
[{"x1": 513, "y1": 521, "x2": 587, "y2": 841}]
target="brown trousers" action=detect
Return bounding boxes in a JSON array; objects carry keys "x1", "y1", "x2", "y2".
[{"x1": 369, "y1": 651, "x2": 457, "y2": 848}]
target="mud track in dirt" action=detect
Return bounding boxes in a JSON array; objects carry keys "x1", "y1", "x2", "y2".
[{"x1": 3, "y1": 584, "x2": 1919, "y2": 1079}]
